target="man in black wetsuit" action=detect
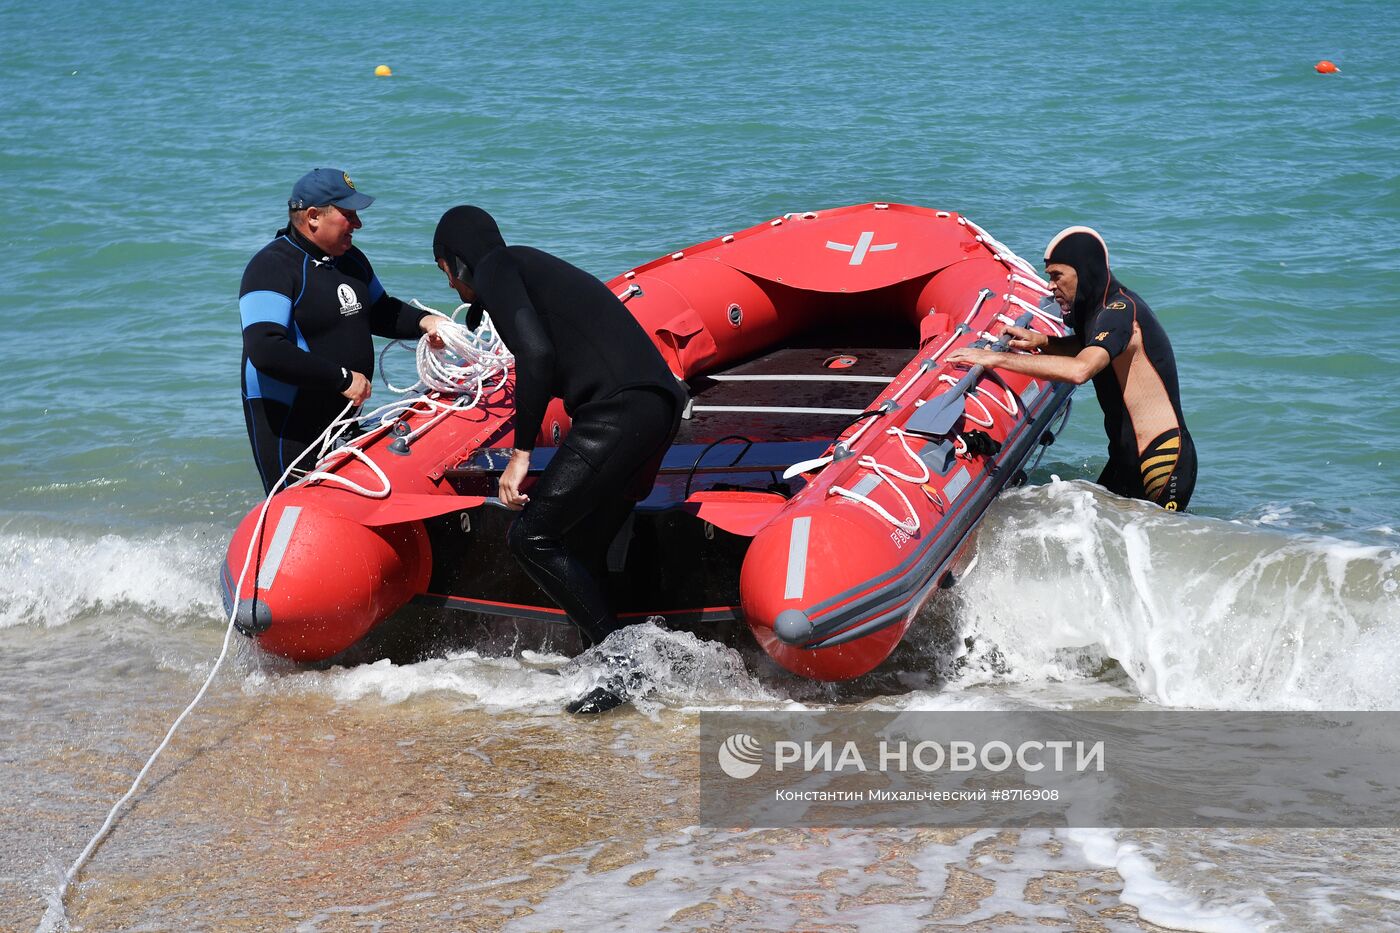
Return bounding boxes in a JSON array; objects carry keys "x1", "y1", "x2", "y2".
[
  {"x1": 948, "y1": 226, "x2": 1196, "y2": 510},
  {"x1": 431, "y1": 205, "x2": 686, "y2": 651},
  {"x1": 239, "y1": 168, "x2": 445, "y2": 492}
]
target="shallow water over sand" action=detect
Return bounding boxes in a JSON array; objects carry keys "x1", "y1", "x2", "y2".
[
  {"x1": 8, "y1": 513, "x2": 1400, "y2": 931},
  {"x1": 3, "y1": 665, "x2": 1231, "y2": 931}
]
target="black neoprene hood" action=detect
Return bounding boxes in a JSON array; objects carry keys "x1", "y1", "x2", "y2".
[
  {"x1": 1044, "y1": 226, "x2": 1111, "y2": 326},
  {"x1": 433, "y1": 205, "x2": 509, "y2": 328},
  {"x1": 434, "y1": 206, "x2": 506, "y2": 282}
]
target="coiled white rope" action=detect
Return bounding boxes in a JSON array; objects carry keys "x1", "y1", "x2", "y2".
[
  {"x1": 299, "y1": 301, "x2": 513, "y2": 495},
  {"x1": 381, "y1": 301, "x2": 513, "y2": 398},
  {"x1": 38, "y1": 305, "x2": 512, "y2": 930}
]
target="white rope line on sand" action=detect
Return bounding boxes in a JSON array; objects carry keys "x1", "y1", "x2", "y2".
[
  {"x1": 36, "y1": 399, "x2": 354, "y2": 933},
  {"x1": 38, "y1": 302, "x2": 512, "y2": 930}
]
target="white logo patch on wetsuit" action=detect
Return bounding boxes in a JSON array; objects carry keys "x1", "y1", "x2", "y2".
[{"x1": 336, "y1": 283, "x2": 362, "y2": 316}]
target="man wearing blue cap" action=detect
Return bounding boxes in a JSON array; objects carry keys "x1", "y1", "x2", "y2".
[{"x1": 238, "y1": 168, "x2": 445, "y2": 492}]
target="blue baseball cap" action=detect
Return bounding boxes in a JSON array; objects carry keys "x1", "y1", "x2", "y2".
[{"x1": 288, "y1": 168, "x2": 375, "y2": 211}]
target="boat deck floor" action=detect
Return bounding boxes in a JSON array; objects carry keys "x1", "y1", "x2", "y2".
[
  {"x1": 414, "y1": 344, "x2": 918, "y2": 629},
  {"x1": 448, "y1": 345, "x2": 918, "y2": 494},
  {"x1": 677, "y1": 345, "x2": 915, "y2": 446}
]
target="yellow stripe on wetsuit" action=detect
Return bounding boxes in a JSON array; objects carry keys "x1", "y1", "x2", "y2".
[{"x1": 1139, "y1": 433, "x2": 1181, "y2": 500}]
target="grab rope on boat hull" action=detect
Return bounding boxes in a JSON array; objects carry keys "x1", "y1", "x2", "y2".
[{"x1": 829, "y1": 427, "x2": 932, "y2": 535}]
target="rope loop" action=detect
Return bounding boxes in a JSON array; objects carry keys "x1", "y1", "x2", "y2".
[
  {"x1": 1004, "y1": 294, "x2": 1066, "y2": 337},
  {"x1": 301, "y1": 301, "x2": 515, "y2": 498},
  {"x1": 828, "y1": 427, "x2": 931, "y2": 535}
]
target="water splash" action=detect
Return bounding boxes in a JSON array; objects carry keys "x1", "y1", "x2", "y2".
[
  {"x1": 952, "y1": 480, "x2": 1400, "y2": 709},
  {"x1": 257, "y1": 622, "x2": 785, "y2": 713},
  {"x1": 0, "y1": 528, "x2": 223, "y2": 629},
  {"x1": 565, "y1": 621, "x2": 786, "y2": 715}
]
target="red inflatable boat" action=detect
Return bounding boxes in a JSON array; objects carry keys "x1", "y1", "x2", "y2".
[{"x1": 221, "y1": 203, "x2": 1072, "y2": 681}]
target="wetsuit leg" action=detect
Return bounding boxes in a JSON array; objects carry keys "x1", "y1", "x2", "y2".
[
  {"x1": 1095, "y1": 453, "x2": 1140, "y2": 500},
  {"x1": 1139, "y1": 428, "x2": 1196, "y2": 511},
  {"x1": 242, "y1": 397, "x2": 318, "y2": 494},
  {"x1": 564, "y1": 494, "x2": 634, "y2": 580},
  {"x1": 508, "y1": 453, "x2": 617, "y2": 645},
  {"x1": 507, "y1": 388, "x2": 679, "y2": 645}
]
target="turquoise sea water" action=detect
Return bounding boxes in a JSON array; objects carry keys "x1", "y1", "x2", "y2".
[
  {"x1": 3, "y1": 2, "x2": 1399, "y2": 930},
  {"x1": 3, "y1": 0, "x2": 1397, "y2": 534}
]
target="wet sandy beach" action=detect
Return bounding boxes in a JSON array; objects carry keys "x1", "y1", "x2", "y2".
[{"x1": 7, "y1": 639, "x2": 1184, "y2": 932}]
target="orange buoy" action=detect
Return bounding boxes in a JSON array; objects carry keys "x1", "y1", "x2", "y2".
[
  {"x1": 1315, "y1": 60, "x2": 1339, "y2": 74},
  {"x1": 375, "y1": 64, "x2": 393, "y2": 77}
]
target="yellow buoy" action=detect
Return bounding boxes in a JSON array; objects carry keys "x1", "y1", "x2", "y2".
[{"x1": 375, "y1": 64, "x2": 392, "y2": 77}]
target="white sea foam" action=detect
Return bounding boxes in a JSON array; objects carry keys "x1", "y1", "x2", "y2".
[
  {"x1": 951, "y1": 480, "x2": 1400, "y2": 710},
  {"x1": 262, "y1": 650, "x2": 588, "y2": 710},
  {"x1": 255, "y1": 623, "x2": 788, "y2": 713},
  {"x1": 1083, "y1": 827, "x2": 1400, "y2": 931},
  {"x1": 1068, "y1": 828, "x2": 1272, "y2": 932},
  {"x1": 492, "y1": 827, "x2": 982, "y2": 931},
  {"x1": 11, "y1": 480, "x2": 1397, "y2": 717},
  {"x1": 489, "y1": 824, "x2": 1257, "y2": 932},
  {"x1": 0, "y1": 528, "x2": 223, "y2": 629}
]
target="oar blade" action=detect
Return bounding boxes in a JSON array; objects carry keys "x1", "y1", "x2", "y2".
[{"x1": 905, "y1": 393, "x2": 966, "y2": 437}]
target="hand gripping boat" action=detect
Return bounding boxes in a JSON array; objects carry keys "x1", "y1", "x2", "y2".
[{"x1": 221, "y1": 203, "x2": 1072, "y2": 680}]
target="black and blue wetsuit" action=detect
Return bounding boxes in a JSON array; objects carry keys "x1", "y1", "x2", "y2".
[{"x1": 238, "y1": 226, "x2": 427, "y2": 492}]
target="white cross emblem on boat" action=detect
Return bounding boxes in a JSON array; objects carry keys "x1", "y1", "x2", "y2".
[{"x1": 825, "y1": 231, "x2": 898, "y2": 266}]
